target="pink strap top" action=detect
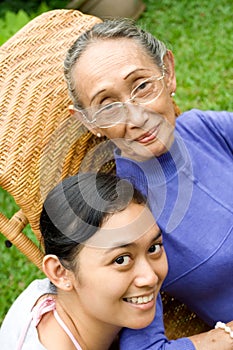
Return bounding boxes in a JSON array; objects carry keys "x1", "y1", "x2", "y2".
[{"x1": 17, "y1": 297, "x2": 82, "y2": 350}]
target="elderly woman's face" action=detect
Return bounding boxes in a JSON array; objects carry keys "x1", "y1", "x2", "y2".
[{"x1": 73, "y1": 38, "x2": 177, "y2": 160}]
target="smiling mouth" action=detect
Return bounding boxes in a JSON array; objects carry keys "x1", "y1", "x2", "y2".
[
  {"x1": 135, "y1": 126, "x2": 160, "y2": 144},
  {"x1": 123, "y1": 293, "x2": 154, "y2": 305}
]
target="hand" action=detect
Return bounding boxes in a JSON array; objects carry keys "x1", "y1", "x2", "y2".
[{"x1": 189, "y1": 321, "x2": 233, "y2": 350}]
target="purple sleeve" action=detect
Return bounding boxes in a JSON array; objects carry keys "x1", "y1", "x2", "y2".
[
  {"x1": 204, "y1": 110, "x2": 233, "y2": 152},
  {"x1": 178, "y1": 109, "x2": 233, "y2": 153},
  {"x1": 120, "y1": 293, "x2": 195, "y2": 350}
]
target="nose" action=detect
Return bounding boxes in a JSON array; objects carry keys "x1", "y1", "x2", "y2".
[
  {"x1": 134, "y1": 258, "x2": 159, "y2": 288},
  {"x1": 124, "y1": 102, "x2": 149, "y2": 128}
]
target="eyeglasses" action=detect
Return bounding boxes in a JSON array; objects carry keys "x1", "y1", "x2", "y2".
[{"x1": 71, "y1": 72, "x2": 165, "y2": 129}]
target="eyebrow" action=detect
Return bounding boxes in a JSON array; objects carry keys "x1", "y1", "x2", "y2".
[
  {"x1": 123, "y1": 68, "x2": 152, "y2": 80},
  {"x1": 104, "y1": 231, "x2": 162, "y2": 254}
]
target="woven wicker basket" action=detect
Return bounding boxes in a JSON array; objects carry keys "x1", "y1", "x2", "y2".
[
  {"x1": 0, "y1": 9, "x2": 210, "y2": 339},
  {"x1": 0, "y1": 9, "x2": 103, "y2": 268}
]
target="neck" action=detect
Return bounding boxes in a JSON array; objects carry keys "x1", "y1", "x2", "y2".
[{"x1": 56, "y1": 294, "x2": 120, "y2": 350}]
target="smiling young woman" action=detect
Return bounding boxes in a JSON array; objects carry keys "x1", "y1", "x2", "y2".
[{"x1": 0, "y1": 172, "x2": 168, "y2": 350}]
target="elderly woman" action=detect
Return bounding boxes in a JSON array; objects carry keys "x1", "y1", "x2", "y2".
[{"x1": 63, "y1": 18, "x2": 233, "y2": 350}]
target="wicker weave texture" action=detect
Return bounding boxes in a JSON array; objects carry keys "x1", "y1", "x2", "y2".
[
  {"x1": 162, "y1": 292, "x2": 211, "y2": 338},
  {"x1": 0, "y1": 10, "x2": 103, "y2": 267}
]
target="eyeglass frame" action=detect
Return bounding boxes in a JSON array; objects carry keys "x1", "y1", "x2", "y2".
[{"x1": 70, "y1": 70, "x2": 165, "y2": 129}]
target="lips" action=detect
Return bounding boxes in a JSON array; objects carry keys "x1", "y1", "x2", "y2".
[{"x1": 136, "y1": 126, "x2": 160, "y2": 144}]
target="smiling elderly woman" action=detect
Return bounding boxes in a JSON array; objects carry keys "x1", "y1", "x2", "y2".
[{"x1": 63, "y1": 18, "x2": 233, "y2": 350}]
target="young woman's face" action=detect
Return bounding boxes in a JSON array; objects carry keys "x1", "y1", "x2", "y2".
[
  {"x1": 72, "y1": 202, "x2": 168, "y2": 330},
  {"x1": 73, "y1": 38, "x2": 177, "y2": 160}
]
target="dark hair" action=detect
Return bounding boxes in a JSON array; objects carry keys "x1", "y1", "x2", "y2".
[
  {"x1": 64, "y1": 18, "x2": 167, "y2": 107},
  {"x1": 40, "y1": 172, "x2": 146, "y2": 270}
]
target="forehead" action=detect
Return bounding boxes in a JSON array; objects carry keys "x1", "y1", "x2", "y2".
[
  {"x1": 73, "y1": 38, "x2": 157, "y2": 95},
  {"x1": 76, "y1": 37, "x2": 154, "y2": 73},
  {"x1": 84, "y1": 202, "x2": 157, "y2": 248}
]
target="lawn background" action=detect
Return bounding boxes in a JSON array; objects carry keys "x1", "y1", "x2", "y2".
[{"x1": 0, "y1": 0, "x2": 232, "y2": 325}]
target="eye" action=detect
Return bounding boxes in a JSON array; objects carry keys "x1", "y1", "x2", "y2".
[
  {"x1": 133, "y1": 79, "x2": 153, "y2": 96},
  {"x1": 114, "y1": 255, "x2": 131, "y2": 266},
  {"x1": 102, "y1": 103, "x2": 115, "y2": 110},
  {"x1": 148, "y1": 243, "x2": 163, "y2": 255},
  {"x1": 95, "y1": 103, "x2": 123, "y2": 124},
  {"x1": 137, "y1": 81, "x2": 148, "y2": 91},
  {"x1": 97, "y1": 102, "x2": 120, "y2": 114}
]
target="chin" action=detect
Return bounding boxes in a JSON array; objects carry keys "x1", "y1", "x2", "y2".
[
  {"x1": 127, "y1": 307, "x2": 156, "y2": 330},
  {"x1": 151, "y1": 136, "x2": 174, "y2": 157},
  {"x1": 129, "y1": 316, "x2": 156, "y2": 330},
  {"x1": 149, "y1": 145, "x2": 168, "y2": 158}
]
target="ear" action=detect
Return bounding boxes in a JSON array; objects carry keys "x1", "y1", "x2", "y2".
[
  {"x1": 69, "y1": 105, "x2": 102, "y2": 137},
  {"x1": 163, "y1": 50, "x2": 176, "y2": 95},
  {"x1": 42, "y1": 255, "x2": 73, "y2": 291}
]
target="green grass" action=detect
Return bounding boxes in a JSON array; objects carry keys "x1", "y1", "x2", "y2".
[
  {"x1": 0, "y1": 189, "x2": 44, "y2": 325},
  {"x1": 0, "y1": 0, "x2": 232, "y2": 325},
  {"x1": 139, "y1": 0, "x2": 233, "y2": 111}
]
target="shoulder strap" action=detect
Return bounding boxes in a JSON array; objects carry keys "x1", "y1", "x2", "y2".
[
  {"x1": 53, "y1": 309, "x2": 82, "y2": 350},
  {"x1": 17, "y1": 296, "x2": 82, "y2": 350},
  {"x1": 17, "y1": 296, "x2": 55, "y2": 350}
]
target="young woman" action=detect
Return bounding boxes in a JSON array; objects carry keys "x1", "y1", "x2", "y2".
[
  {"x1": 63, "y1": 18, "x2": 233, "y2": 349},
  {"x1": 0, "y1": 172, "x2": 168, "y2": 350}
]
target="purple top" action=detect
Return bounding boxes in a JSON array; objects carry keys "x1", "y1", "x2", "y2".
[{"x1": 116, "y1": 109, "x2": 233, "y2": 349}]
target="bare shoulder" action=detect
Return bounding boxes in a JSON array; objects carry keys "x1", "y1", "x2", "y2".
[{"x1": 37, "y1": 311, "x2": 76, "y2": 350}]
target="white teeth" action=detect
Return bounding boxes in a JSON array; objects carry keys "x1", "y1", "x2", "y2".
[
  {"x1": 126, "y1": 293, "x2": 154, "y2": 304},
  {"x1": 149, "y1": 294, "x2": 153, "y2": 301}
]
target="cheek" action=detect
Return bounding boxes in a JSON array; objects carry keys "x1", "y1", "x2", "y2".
[
  {"x1": 152, "y1": 252, "x2": 169, "y2": 285},
  {"x1": 101, "y1": 124, "x2": 126, "y2": 140},
  {"x1": 160, "y1": 253, "x2": 169, "y2": 280},
  {"x1": 101, "y1": 282, "x2": 127, "y2": 299},
  {"x1": 150, "y1": 92, "x2": 176, "y2": 126},
  {"x1": 78, "y1": 268, "x2": 129, "y2": 299}
]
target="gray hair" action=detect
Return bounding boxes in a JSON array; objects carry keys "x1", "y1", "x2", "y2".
[{"x1": 64, "y1": 18, "x2": 168, "y2": 107}]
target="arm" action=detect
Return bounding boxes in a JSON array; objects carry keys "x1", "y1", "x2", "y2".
[
  {"x1": 120, "y1": 294, "x2": 233, "y2": 350},
  {"x1": 199, "y1": 110, "x2": 233, "y2": 153},
  {"x1": 179, "y1": 109, "x2": 233, "y2": 153},
  {"x1": 212, "y1": 111, "x2": 233, "y2": 152},
  {"x1": 190, "y1": 322, "x2": 233, "y2": 350}
]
